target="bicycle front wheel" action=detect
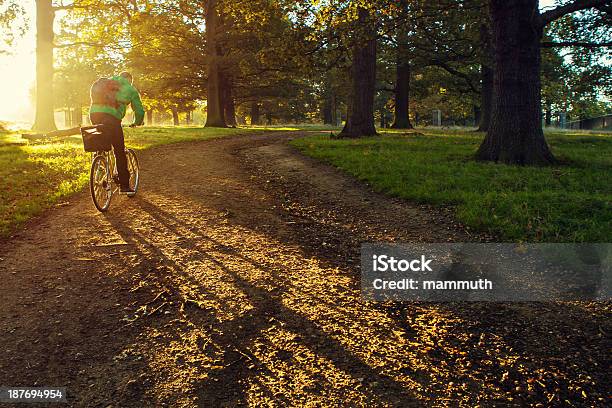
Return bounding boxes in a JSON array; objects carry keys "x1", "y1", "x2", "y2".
[
  {"x1": 90, "y1": 154, "x2": 112, "y2": 212},
  {"x1": 126, "y1": 149, "x2": 139, "y2": 197}
]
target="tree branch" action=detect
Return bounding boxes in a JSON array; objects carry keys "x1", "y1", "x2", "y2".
[
  {"x1": 377, "y1": 85, "x2": 395, "y2": 93},
  {"x1": 53, "y1": 4, "x2": 89, "y2": 11},
  {"x1": 428, "y1": 59, "x2": 479, "y2": 94},
  {"x1": 539, "y1": 0, "x2": 608, "y2": 27},
  {"x1": 54, "y1": 41, "x2": 103, "y2": 48},
  {"x1": 541, "y1": 41, "x2": 612, "y2": 48}
]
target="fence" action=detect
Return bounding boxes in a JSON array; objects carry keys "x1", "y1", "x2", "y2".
[{"x1": 567, "y1": 114, "x2": 612, "y2": 131}]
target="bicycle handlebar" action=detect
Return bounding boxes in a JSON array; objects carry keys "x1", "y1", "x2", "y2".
[
  {"x1": 81, "y1": 125, "x2": 103, "y2": 131},
  {"x1": 82, "y1": 123, "x2": 139, "y2": 132}
]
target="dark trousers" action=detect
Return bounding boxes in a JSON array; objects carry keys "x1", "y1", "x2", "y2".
[{"x1": 90, "y1": 112, "x2": 130, "y2": 187}]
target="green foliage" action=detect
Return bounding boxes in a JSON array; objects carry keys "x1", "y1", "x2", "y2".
[
  {"x1": 292, "y1": 129, "x2": 612, "y2": 242},
  {"x1": 48, "y1": 0, "x2": 610, "y2": 128},
  {"x1": 52, "y1": 0, "x2": 315, "y2": 124},
  {"x1": 544, "y1": 7, "x2": 612, "y2": 120},
  {"x1": 0, "y1": 0, "x2": 27, "y2": 54}
]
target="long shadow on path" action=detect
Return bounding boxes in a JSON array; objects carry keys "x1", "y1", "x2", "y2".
[{"x1": 105, "y1": 196, "x2": 420, "y2": 406}]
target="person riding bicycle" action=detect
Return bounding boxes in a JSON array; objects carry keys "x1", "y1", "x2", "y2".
[{"x1": 89, "y1": 71, "x2": 144, "y2": 193}]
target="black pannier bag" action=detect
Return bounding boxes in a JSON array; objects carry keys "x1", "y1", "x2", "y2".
[{"x1": 81, "y1": 125, "x2": 111, "y2": 152}]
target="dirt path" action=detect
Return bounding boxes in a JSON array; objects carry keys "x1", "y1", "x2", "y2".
[{"x1": 0, "y1": 132, "x2": 608, "y2": 407}]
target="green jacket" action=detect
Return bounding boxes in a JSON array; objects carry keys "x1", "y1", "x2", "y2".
[{"x1": 90, "y1": 75, "x2": 145, "y2": 125}]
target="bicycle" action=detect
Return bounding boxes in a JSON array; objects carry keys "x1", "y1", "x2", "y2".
[{"x1": 81, "y1": 124, "x2": 140, "y2": 212}]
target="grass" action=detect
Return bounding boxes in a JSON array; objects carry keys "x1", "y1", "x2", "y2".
[
  {"x1": 291, "y1": 128, "x2": 612, "y2": 242},
  {"x1": 0, "y1": 126, "x2": 251, "y2": 236},
  {"x1": 2, "y1": 124, "x2": 610, "y2": 242}
]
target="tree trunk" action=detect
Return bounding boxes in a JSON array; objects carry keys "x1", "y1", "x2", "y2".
[
  {"x1": 545, "y1": 107, "x2": 551, "y2": 126},
  {"x1": 473, "y1": 104, "x2": 481, "y2": 126},
  {"x1": 477, "y1": 20, "x2": 494, "y2": 132},
  {"x1": 250, "y1": 102, "x2": 260, "y2": 125},
  {"x1": 222, "y1": 77, "x2": 237, "y2": 127},
  {"x1": 204, "y1": 0, "x2": 226, "y2": 127},
  {"x1": 330, "y1": 94, "x2": 338, "y2": 126},
  {"x1": 338, "y1": 7, "x2": 377, "y2": 138},
  {"x1": 32, "y1": 0, "x2": 56, "y2": 132},
  {"x1": 478, "y1": 63, "x2": 494, "y2": 131},
  {"x1": 24, "y1": 126, "x2": 80, "y2": 140},
  {"x1": 476, "y1": 0, "x2": 555, "y2": 165},
  {"x1": 64, "y1": 109, "x2": 71, "y2": 127},
  {"x1": 322, "y1": 95, "x2": 333, "y2": 124},
  {"x1": 391, "y1": 1, "x2": 412, "y2": 129},
  {"x1": 225, "y1": 100, "x2": 236, "y2": 127},
  {"x1": 72, "y1": 105, "x2": 81, "y2": 126},
  {"x1": 171, "y1": 107, "x2": 179, "y2": 126},
  {"x1": 391, "y1": 61, "x2": 413, "y2": 129},
  {"x1": 146, "y1": 109, "x2": 153, "y2": 125},
  {"x1": 266, "y1": 112, "x2": 272, "y2": 126},
  {"x1": 186, "y1": 110, "x2": 192, "y2": 124}
]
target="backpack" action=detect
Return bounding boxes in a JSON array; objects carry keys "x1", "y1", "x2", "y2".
[{"x1": 90, "y1": 77, "x2": 120, "y2": 108}]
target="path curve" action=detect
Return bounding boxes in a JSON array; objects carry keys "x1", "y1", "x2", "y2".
[{"x1": 0, "y1": 132, "x2": 608, "y2": 406}]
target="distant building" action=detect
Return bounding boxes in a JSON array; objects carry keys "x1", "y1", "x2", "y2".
[{"x1": 567, "y1": 114, "x2": 612, "y2": 131}]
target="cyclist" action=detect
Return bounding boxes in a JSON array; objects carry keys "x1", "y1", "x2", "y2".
[{"x1": 89, "y1": 71, "x2": 144, "y2": 193}]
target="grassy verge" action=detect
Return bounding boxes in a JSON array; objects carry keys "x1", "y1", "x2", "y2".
[
  {"x1": 0, "y1": 126, "x2": 250, "y2": 236},
  {"x1": 291, "y1": 129, "x2": 611, "y2": 242}
]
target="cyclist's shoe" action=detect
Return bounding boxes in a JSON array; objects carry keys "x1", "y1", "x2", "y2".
[{"x1": 119, "y1": 185, "x2": 135, "y2": 194}]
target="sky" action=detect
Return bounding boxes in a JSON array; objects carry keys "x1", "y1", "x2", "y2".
[{"x1": 0, "y1": 0, "x2": 561, "y2": 124}]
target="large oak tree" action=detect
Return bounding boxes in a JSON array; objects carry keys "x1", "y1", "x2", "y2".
[
  {"x1": 476, "y1": 0, "x2": 610, "y2": 165},
  {"x1": 204, "y1": 0, "x2": 226, "y2": 127},
  {"x1": 338, "y1": 6, "x2": 377, "y2": 137},
  {"x1": 32, "y1": 0, "x2": 57, "y2": 132}
]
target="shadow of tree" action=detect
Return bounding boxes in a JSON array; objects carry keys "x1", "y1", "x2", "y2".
[{"x1": 104, "y1": 197, "x2": 420, "y2": 406}]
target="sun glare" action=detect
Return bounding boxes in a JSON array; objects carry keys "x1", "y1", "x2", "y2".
[
  {"x1": 0, "y1": 0, "x2": 35, "y2": 124},
  {"x1": 0, "y1": 53, "x2": 34, "y2": 122}
]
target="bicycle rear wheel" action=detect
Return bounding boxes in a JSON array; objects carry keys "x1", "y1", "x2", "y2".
[
  {"x1": 126, "y1": 149, "x2": 139, "y2": 197},
  {"x1": 90, "y1": 154, "x2": 112, "y2": 212}
]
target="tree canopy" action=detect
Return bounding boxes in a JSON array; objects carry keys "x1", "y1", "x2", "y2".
[{"x1": 22, "y1": 0, "x2": 611, "y2": 162}]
